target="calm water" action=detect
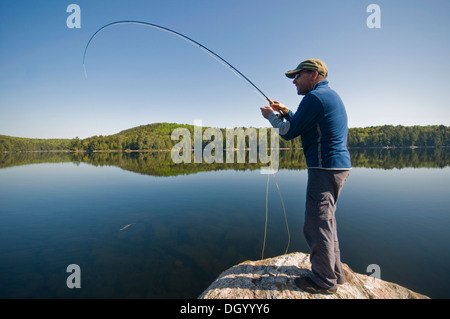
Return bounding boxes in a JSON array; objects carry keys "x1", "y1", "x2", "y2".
[{"x1": 0, "y1": 149, "x2": 449, "y2": 298}]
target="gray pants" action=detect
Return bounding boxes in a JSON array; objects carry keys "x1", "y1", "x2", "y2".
[{"x1": 304, "y1": 168, "x2": 350, "y2": 289}]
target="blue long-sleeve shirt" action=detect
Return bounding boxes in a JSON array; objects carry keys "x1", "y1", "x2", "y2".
[{"x1": 268, "y1": 80, "x2": 351, "y2": 169}]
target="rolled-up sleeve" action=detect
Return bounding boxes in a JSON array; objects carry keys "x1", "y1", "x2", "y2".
[{"x1": 268, "y1": 113, "x2": 291, "y2": 135}]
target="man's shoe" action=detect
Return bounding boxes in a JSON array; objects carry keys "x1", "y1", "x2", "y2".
[
  {"x1": 337, "y1": 268, "x2": 350, "y2": 285},
  {"x1": 337, "y1": 276, "x2": 346, "y2": 285},
  {"x1": 294, "y1": 276, "x2": 338, "y2": 295}
]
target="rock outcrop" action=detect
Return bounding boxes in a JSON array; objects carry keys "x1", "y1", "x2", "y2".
[{"x1": 199, "y1": 252, "x2": 429, "y2": 299}]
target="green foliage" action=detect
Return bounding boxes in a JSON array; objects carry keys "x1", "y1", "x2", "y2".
[
  {"x1": 1, "y1": 123, "x2": 449, "y2": 153},
  {"x1": 348, "y1": 125, "x2": 449, "y2": 147},
  {"x1": 0, "y1": 135, "x2": 71, "y2": 152}
]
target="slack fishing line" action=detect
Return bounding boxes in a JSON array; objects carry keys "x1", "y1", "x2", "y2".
[
  {"x1": 83, "y1": 20, "x2": 290, "y2": 260},
  {"x1": 262, "y1": 165, "x2": 290, "y2": 262}
]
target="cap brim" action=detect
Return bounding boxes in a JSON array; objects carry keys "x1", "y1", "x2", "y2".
[{"x1": 285, "y1": 70, "x2": 300, "y2": 79}]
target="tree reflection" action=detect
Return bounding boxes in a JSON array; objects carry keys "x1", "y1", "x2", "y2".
[{"x1": 1, "y1": 148, "x2": 449, "y2": 176}]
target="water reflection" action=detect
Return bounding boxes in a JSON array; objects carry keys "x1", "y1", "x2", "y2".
[
  {"x1": 1, "y1": 148, "x2": 449, "y2": 176},
  {"x1": 0, "y1": 148, "x2": 449, "y2": 299}
]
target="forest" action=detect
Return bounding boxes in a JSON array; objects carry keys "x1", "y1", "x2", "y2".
[{"x1": 0, "y1": 123, "x2": 449, "y2": 152}]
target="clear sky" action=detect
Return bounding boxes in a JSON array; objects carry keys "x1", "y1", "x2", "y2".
[{"x1": 1, "y1": 0, "x2": 449, "y2": 139}]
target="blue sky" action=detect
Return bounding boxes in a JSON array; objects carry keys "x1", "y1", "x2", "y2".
[{"x1": 1, "y1": 0, "x2": 449, "y2": 139}]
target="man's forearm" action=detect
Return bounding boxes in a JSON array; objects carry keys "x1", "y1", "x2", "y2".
[{"x1": 268, "y1": 113, "x2": 291, "y2": 135}]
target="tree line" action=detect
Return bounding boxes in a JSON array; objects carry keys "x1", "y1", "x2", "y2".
[
  {"x1": 1, "y1": 123, "x2": 449, "y2": 152},
  {"x1": 0, "y1": 135, "x2": 72, "y2": 152},
  {"x1": 347, "y1": 125, "x2": 449, "y2": 147}
]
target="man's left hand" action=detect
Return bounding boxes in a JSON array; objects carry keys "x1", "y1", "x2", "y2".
[{"x1": 260, "y1": 106, "x2": 274, "y2": 119}]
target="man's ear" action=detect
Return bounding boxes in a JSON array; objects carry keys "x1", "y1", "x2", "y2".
[{"x1": 311, "y1": 71, "x2": 319, "y2": 80}]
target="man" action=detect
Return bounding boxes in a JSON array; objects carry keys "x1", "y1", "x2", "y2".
[{"x1": 260, "y1": 58, "x2": 351, "y2": 294}]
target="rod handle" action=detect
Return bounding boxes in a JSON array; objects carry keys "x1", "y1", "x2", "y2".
[{"x1": 267, "y1": 97, "x2": 284, "y2": 116}]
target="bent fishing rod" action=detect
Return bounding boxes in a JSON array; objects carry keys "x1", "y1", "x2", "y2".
[{"x1": 82, "y1": 20, "x2": 282, "y2": 110}]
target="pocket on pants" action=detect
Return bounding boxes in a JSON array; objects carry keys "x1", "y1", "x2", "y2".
[{"x1": 306, "y1": 192, "x2": 334, "y2": 221}]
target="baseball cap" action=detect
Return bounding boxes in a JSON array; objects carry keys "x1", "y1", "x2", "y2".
[{"x1": 285, "y1": 58, "x2": 328, "y2": 78}]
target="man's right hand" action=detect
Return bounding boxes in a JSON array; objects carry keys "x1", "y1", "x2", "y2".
[{"x1": 269, "y1": 100, "x2": 289, "y2": 115}]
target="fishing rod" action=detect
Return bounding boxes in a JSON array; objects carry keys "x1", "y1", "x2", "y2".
[{"x1": 82, "y1": 20, "x2": 278, "y2": 106}]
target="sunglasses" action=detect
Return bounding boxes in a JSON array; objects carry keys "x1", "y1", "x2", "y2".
[{"x1": 294, "y1": 69, "x2": 319, "y2": 80}]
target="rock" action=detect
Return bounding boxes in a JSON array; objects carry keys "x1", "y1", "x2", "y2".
[{"x1": 198, "y1": 252, "x2": 429, "y2": 299}]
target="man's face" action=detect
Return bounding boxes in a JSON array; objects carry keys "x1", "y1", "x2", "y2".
[{"x1": 293, "y1": 70, "x2": 316, "y2": 95}]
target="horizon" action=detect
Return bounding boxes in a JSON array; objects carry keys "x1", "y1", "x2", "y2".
[{"x1": 1, "y1": 1, "x2": 449, "y2": 139}]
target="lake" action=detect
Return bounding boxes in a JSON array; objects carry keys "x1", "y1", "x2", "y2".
[{"x1": 0, "y1": 148, "x2": 449, "y2": 298}]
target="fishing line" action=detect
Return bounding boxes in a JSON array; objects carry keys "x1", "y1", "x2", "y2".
[
  {"x1": 261, "y1": 170, "x2": 291, "y2": 262},
  {"x1": 82, "y1": 20, "x2": 272, "y2": 102},
  {"x1": 262, "y1": 174, "x2": 270, "y2": 260}
]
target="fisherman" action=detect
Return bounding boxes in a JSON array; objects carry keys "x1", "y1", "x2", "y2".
[{"x1": 260, "y1": 58, "x2": 351, "y2": 294}]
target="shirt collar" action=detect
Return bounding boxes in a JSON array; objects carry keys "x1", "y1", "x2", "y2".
[{"x1": 312, "y1": 80, "x2": 329, "y2": 90}]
